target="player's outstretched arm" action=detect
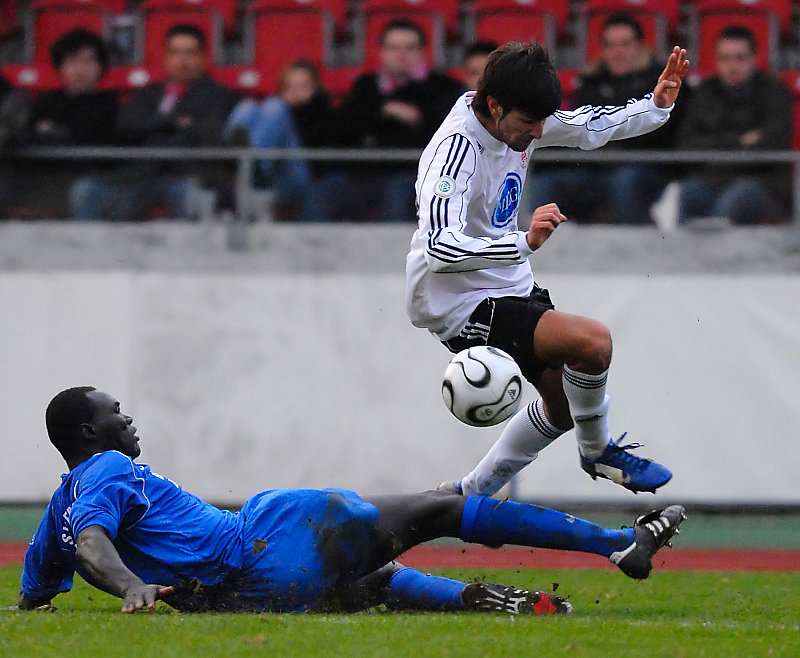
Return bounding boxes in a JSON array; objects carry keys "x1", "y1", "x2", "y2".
[
  {"x1": 653, "y1": 47, "x2": 689, "y2": 109},
  {"x1": 75, "y1": 525, "x2": 174, "y2": 613},
  {"x1": 526, "y1": 203, "x2": 567, "y2": 250}
]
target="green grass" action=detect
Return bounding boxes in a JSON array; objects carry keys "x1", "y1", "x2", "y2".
[{"x1": 2, "y1": 565, "x2": 799, "y2": 657}]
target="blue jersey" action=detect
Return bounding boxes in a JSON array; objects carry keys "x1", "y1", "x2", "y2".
[
  {"x1": 21, "y1": 451, "x2": 380, "y2": 611},
  {"x1": 21, "y1": 451, "x2": 243, "y2": 600}
]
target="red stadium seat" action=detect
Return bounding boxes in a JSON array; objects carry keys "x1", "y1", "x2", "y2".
[
  {"x1": 139, "y1": 0, "x2": 224, "y2": 71},
  {"x1": 584, "y1": 0, "x2": 680, "y2": 31},
  {"x1": 101, "y1": 65, "x2": 161, "y2": 90},
  {"x1": 358, "y1": 4, "x2": 446, "y2": 70},
  {"x1": 245, "y1": 2, "x2": 334, "y2": 94},
  {"x1": 0, "y1": 63, "x2": 61, "y2": 92},
  {"x1": 470, "y1": 7, "x2": 556, "y2": 56},
  {"x1": 557, "y1": 67, "x2": 580, "y2": 109},
  {"x1": 321, "y1": 66, "x2": 365, "y2": 100},
  {"x1": 211, "y1": 65, "x2": 269, "y2": 96},
  {"x1": 248, "y1": 0, "x2": 349, "y2": 33},
  {"x1": 582, "y1": 0, "x2": 675, "y2": 63},
  {"x1": 695, "y1": 9, "x2": 778, "y2": 76},
  {"x1": 696, "y1": 0, "x2": 791, "y2": 33},
  {"x1": 363, "y1": 0, "x2": 460, "y2": 33},
  {"x1": 27, "y1": 0, "x2": 112, "y2": 63},
  {"x1": 31, "y1": 0, "x2": 127, "y2": 14},
  {"x1": 470, "y1": 0, "x2": 569, "y2": 30}
]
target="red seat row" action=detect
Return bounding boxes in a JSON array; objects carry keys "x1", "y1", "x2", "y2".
[{"x1": 14, "y1": 0, "x2": 796, "y2": 94}]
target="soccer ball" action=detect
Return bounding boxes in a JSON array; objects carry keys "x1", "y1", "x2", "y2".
[{"x1": 442, "y1": 346, "x2": 523, "y2": 427}]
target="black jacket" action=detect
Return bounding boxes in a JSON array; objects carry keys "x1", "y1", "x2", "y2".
[
  {"x1": 676, "y1": 70, "x2": 793, "y2": 204},
  {"x1": 28, "y1": 89, "x2": 118, "y2": 146},
  {"x1": 334, "y1": 71, "x2": 464, "y2": 150},
  {"x1": 114, "y1": 73, "x2": 238, "y2": 178}
]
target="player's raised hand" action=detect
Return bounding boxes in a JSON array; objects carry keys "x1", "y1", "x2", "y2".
[
  {"x1": 121, "y1": 584, "x2": 174, "y2": 613},
  {"x1": 653, "y1": 46, "x2": 689, "y2": 108},
  {"x1": 526, "y1": 203, "x2": 566, "y2": 250}
]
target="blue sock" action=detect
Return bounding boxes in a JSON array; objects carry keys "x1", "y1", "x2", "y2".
[
  {"x1": 460, "y1": 496, "x2": 634, "y2": 557},
  {"x1": 385, "y1": 567, "x2": 466, "y2": 611}
]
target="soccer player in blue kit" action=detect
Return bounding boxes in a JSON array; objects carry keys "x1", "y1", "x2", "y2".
[
  {"x1": 18, "y1": 387, "x2": 684, "y2": 614},
  {"x1": 406, "y1": 42, "x2": 689, "y2": 498}
]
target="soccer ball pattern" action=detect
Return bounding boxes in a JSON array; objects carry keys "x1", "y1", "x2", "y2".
[{"x1": 442, "y1": 346, "x2": 523, "y2": 427}]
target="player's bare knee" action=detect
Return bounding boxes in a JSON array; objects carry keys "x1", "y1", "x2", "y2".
[{"x1": 572, "y1": 322, "x2": 612, "y2": 373}]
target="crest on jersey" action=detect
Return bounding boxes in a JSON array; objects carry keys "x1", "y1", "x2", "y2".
[
  {"x1": 434, "y1": 175, "x2": 456, "y2": 198},
  {"x1": 492, "y1": 172, "x2": 522, "y2": 227}
]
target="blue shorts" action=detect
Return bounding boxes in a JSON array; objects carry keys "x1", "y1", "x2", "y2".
[{"x1": 235, "y1": 488, "x2": 379, "y2": 611}]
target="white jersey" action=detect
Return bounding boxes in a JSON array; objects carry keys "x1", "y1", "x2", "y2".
[{"x1": 405, "y1": 92, "x2": 672, "y2": 340}]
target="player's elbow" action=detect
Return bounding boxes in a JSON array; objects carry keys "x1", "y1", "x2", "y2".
[
  {"x1": 424, "y1": 250, "x2": 455, "y2": 273},
  {"x1": 75, "y1": 526, "x2": 109, "y2": 566}
]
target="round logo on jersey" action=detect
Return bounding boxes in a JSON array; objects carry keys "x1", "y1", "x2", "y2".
[
  {"x1": 434, "y1": 175, "x2": 456, "y2": 198},
  {"x1": 492, "y1": 173, "x2": 522, "y2": 227}
]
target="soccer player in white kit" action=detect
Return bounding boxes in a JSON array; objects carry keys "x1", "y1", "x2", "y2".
[{"x1": 405, "y1": 42, "x2": 689, "y2": 497}]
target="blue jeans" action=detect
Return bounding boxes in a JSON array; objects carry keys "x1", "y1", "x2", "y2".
[
  {"x1": 226, "y1": 98, "x2": 315, "y2": 219},
  {"x1": 523, "y1": 164, "x2": 664, "y2": 225},
  {"x1": 70, "y1": 175, "x2": 193, "y2": 221},
  {"x1": 678, "y1": 177, "x2": 781, "y2": 225}
]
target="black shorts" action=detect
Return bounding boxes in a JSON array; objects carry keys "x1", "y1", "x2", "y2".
[{"x1": 442, "y1": 286, "x2": 556, "y2": 383}]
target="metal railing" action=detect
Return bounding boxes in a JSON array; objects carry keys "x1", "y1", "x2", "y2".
[{"x1": 11, "y1": 146, "x2": 800, "y2": 225}]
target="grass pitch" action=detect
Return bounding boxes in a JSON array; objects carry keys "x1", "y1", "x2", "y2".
[{"x1": 2, "y1": 565, "x2": 799, "y2": 657}]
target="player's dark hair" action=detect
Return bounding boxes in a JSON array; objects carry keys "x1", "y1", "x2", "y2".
[
  {"x1": 473, "y1": 41, "x2": 561, "y2": 120},
  {"x1": 165, "y1": 23, "x2": 207, "y2": 51},
  {"x1": 464, "y1": 40, "x2": 498, "y2": 62},
  {"x1": 380, "y1": 18, "x2": 427, "y2": 48},
  {"x1": 717, "y1": 25, "x2": 757, "y2": 52},
  {"x1": 602, "y1": 11, "x2": 644, "y2": 41},
  {"x1": 45, "y1": 386, "x2": 96, "y2": 458},
  {"x1": 49, "y1": 28, "x2": 109, "y2": 73}
]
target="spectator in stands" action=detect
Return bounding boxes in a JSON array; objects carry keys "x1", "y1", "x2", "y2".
[
  {"x1": 70, "y1": 23, "x2": 238, "y2": 221},
  {"x1": 332, "y1": 18, "x2": 464, "y2": 221},
  {"x1": 0, "y1": 72, "x2": 29, "y2": 150},
  {"x1": 675, "y1": 25, "x2": 793, "y2": 225},
  {"x1": 9, "y1": 29, "x2": 118, "y2": 218},
  {"x1": 29, "y1": 29, "x2": 117, "y2": 146},
  {"x1": 524, "y1": 12, "x2": 684, "y2": 224},
  {"x1": 0, "y1": 71, "x2": 31, "y2": 218},
  {"x1": 225, "y1": 59, "x2": 335, "y2": 221},
  {"x1": 461, "y1": 40, "x2": 497, "y2": 90}
]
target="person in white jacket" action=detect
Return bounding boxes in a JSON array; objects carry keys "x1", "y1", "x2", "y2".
[{"x1": 406, "y1": 41, "x2": 688, "y2": 498}]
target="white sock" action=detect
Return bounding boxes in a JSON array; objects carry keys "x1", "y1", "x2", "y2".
[
  {"x1": 562, "y1": 365, "x2": 612, "y2": 460},
  {"x1": 460, "y1": 398, "x2": 565, "y2": 497}
]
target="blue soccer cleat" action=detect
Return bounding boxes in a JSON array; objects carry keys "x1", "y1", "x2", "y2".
[{"x1": 580, "y1": 434, "x2": 672, "y2": 493}]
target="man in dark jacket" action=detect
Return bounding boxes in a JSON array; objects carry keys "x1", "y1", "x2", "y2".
[
  {"x1": 70, "y1": 24, "x2": 238, "y2": 221},
  {"x1": 0, "y1": 72, "x2": 32, "y2": 217},
  {"x1": 524, "y1": 12, "x2": 684, "y2": 224},
  {"x1": 13, "y1": 29, "x2": 118, "y2": 217},
  {"x1": 332, "y1": 18, "x2": 464, "y2": 221},
  {"x1": 676, "y1": 25, "x2": 793, "y2": 225}
]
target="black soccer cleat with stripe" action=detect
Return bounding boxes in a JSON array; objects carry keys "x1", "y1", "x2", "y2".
[
  {"x1": 461, "y1": 582, "x2": 573, "y2": 615},
  {"x1": 610, "y1": 505, "x2": 686, "y2": 580}
]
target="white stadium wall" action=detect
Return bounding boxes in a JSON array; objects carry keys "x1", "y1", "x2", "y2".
[{"x1": 2, "y1": 262, "x2": 799, "y2": 506}]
